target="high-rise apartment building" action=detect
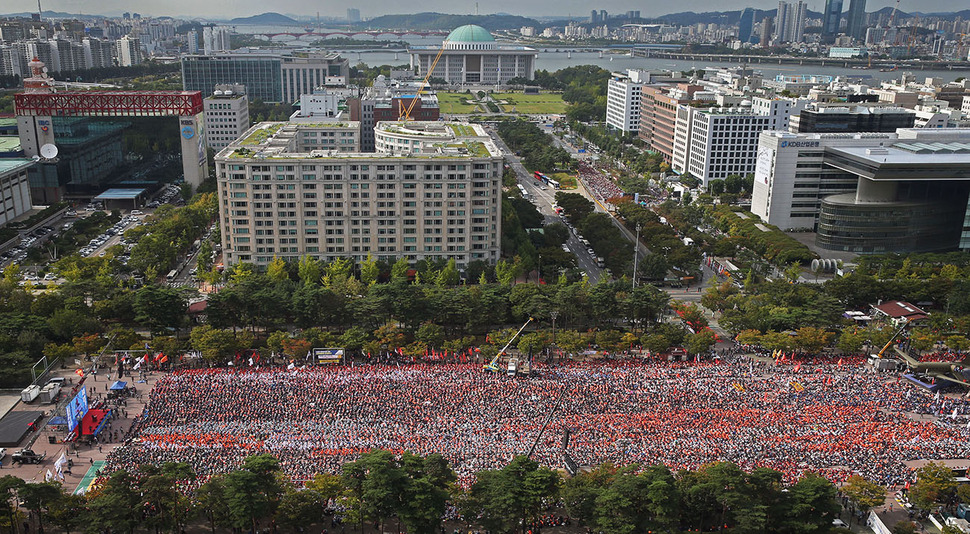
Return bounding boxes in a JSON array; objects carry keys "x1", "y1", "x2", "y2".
[
  {"x1": 202, "y1": 26, "x2": 230, "y2": 55},
  {"x1": 116, "y1": 36, "x2": 142, "y2": 67},
  {"x1": 738, "y1": 9, "x2": 755, "y2": 43},
  {"x1": 215, "y1": 121, "x2": 504, "y2": 268},
  {"x1": 347, "y1": 8, "x2": 361, "y2": 23},
  {"x1": 775, "y1": 1, "x2": 807, "y2": 43},
  {"x1": 186, "y1": 30, "x2": 199, "y2": 54},
  {"x1": 821, "y1": 0, "x2": 844, "y2": 38},
  {"x1": 846, "y1": 0, "x2": 867, "y2": 40},
  {"x1": 203, "y1": 84, "x2": 250, "y2": 151},
  {"x1": 775, "y1": 1, "x2": 789, "y2": 43}
]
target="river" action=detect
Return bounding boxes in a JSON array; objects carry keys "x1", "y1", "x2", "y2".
[{"x1": 223, "y1": 24, "x2": 967, "y2": 83}]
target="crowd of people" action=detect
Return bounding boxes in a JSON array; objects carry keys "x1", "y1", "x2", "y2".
[
  {"x1": 101, "y1": 356, "x2": 970, "y2": 489},
  {"x1": 577, "y1": 162, "x2": 624, "y2": 202}
]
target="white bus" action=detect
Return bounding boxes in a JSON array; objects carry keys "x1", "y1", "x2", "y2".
[
  {"x1": 166, "y1": 269, "x2": 178, "y2": 282},
  {"x1": 517, "y1": 184, "x2": 531, "y2": 200}
]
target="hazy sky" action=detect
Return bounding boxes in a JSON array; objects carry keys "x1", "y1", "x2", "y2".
[{"x1": 19, "y1": 0, "x2": 970, "y2": 19}]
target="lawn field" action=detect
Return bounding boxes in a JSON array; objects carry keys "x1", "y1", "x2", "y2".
[
  {"x1": 437, "y1": 92, "x2": 480, "y2": 114},
  {"x1": 494, "y1": 92, "x2": 567, "y2": 114}
]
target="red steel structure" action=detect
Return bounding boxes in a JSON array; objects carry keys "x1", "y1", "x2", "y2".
[{"x1": 14, "y1": 91, "x2": 204, "y2": 117}]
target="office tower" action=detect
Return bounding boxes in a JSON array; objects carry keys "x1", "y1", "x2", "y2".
[
  {"x1": 846, "y1": 0, "x2": 867, "y2": 40},
  {"x1": 347, "y1": 8, "x2": 361, "y2": 23},
  {"x1": 182, "y1": 52, "x2": 349, "y2": 103},
  {"x1": 739, "y1": 8, "x2": 755, "y2": 43},
  {"x1": 606, "y1": 70, "x2": 646, "y2": 132},
  {"x1": 203, "y1": 84, "x2": 250, "y2": 151},
  {"x1": 822, "y1": 0, "x2": 844, "y2": 38}
]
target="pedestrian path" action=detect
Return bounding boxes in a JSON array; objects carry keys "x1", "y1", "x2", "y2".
[{"x1": 73, "y1": 460, "x2": 104, "y2": 495}]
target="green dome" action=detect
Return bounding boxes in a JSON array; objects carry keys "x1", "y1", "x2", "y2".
[{"x1": 445, "y1": 24, "x2": 495, "y2": 43}]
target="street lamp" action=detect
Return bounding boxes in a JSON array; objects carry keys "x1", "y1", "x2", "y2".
[
  {"x1": 550, "y1": 311, "x2": 559, "y2": 344},
  {"x1": 632, "y1": 223, "x2": 641, "y2": 289}
]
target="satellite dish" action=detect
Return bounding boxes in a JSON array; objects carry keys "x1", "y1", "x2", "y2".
[{"x1": 40, "y1": 144, "x2": 58, "y2": 159}]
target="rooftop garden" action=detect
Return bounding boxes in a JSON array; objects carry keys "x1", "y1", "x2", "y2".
[{"x1": 240, "y1": 124, "x2": 284, "y2": 146}]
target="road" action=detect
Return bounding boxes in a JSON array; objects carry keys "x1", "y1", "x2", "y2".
[{"x1": 485, "y1": 127, "x2": 605, "y2": 283}]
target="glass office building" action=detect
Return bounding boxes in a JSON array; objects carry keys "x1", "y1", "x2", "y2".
[{"x1": 182, "y1": 55, "x2": 282, "y2": 103}]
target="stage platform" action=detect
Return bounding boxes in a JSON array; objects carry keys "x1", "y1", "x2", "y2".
[{"x1": 0, "y1": 410, "x2": 43, "y2": 447}]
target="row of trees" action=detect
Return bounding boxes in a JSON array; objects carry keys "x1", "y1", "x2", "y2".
[
  {"x1": 6, "y1": 451, "x2": 851, "y2": 534},
  {"x1": 496, "y1": 119, "x2": 575, "y2": 172},
  {"x1": 554, "y1": 192, "x2": 634, "y2": 274}
]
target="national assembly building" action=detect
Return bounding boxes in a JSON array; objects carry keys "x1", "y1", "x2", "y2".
[{"x1": 409, "y1": 25, "x2": 536, "y2": 85}]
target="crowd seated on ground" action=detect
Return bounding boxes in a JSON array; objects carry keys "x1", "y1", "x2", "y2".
[{"x1": 103, "y1": 355, "x2": 970, "y2": 489}]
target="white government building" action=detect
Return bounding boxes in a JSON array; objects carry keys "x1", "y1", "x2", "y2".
[
  {"x1": 409, "y1": 25, "x2": 536, "y2": 85},
  {"x1": 215, "y1": 121, "x2": 504, "y2": 268}
]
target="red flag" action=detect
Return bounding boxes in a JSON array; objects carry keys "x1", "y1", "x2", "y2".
[{"x1": 838, "y1": 358, "x2": 843, "y2": 366}]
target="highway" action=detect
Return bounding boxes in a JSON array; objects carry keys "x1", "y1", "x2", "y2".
[{"x1": 485, "y1": 127, "x2": 605, "y2": 283}]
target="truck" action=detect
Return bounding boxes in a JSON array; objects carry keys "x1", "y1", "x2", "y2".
[
  {"x1": 39, "y1": 382, "x2": 60, "y2": 403},
  {"x1": 20, "y1": 385, "x2": 40, "y2": 403},
  {"x1": 11, "y1": 449, "x2": 45, "y2": 465}
]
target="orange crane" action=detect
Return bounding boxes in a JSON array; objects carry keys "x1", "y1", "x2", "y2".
[{"x1": 399, "y1": 43, "x2": 447, "y2": 121}]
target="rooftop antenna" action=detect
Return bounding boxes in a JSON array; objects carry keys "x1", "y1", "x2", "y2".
[{"x1": 36, "y1": 0, "x2": 42, "y2": 18}]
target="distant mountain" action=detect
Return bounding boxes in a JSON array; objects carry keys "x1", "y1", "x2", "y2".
[
  {"x1": 228, "y1": 12, "x2": 299, "y2": 25},
  {"x1": 0, "y1": 11, "x2": 105, "y2": 19},
  {"x1": 356, "y1": 12, "x2": 540, "y2": 32}
]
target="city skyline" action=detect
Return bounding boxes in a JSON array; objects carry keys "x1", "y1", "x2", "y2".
[{"x1": 7, "y1": 0, "x2": 970, "y2": 21}]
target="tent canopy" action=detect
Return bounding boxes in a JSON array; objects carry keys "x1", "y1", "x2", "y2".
[
  {"x1": 47, "y1": 416, "x2": 67, "y2": 426},
  {"x1": 109, "y1": 381, "x2": 127, "y2": 391}
]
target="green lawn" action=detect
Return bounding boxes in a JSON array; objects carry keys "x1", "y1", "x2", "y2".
[
  {"x1": 437, "y1": 92, "x2": 480, "y2": 114},
  {"x1": 494, "y1": 92, "x2": 567, "y2": 114}
]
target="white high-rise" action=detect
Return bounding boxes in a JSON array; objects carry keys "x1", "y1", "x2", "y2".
[
  {"x1": 672, "y1": 97, "x2": 808, "y2": 185},
  {"x1": 116, "y1": 36, "x2": 142, "y2": 67},
  {"x1": 203, "y1": 27, "x2": 230, "y2": 55},
  {"x1": 606, "y1": 70, "x2": 647, "y2": 132}
]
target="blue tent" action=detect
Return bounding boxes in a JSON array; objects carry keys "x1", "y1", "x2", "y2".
[
  {"x1": 109, "y1": 381, "x2": 127, "y2": 391},
  {"x1": 47, "y1": 416, "x2": 68, "y2": 426}
]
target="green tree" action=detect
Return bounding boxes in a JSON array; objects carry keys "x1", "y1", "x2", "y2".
[
  {"x1": 686, "y1": 330, "x2": 717, "y2": 356},
  {"x1": 464, "y1": 455, "x2": 560, "y2": 534},
  {"x1": 841, "y1": 475, "x2": 887, "y2": 514},
  {"x1": 391, "y1": 257, "x2": 411, "y2": 281},
  {"x1": 360, "y1": 253, "x2": 379, "y2": 285},
  {"x1": 88, "y1": 470, "x2": 142, "y2": 534},
  {"x1": 266, "y1": 256, "x2": 288, "y2": 283},
  {"x1": 297, "y1": 255, "x2": 321, "y2": 285},
  {"x1": 277, "y1": 488, "x2": 325, "y2": 530},
  {"x1": 46, "y1": 493, "x2": 88, "y2": 534},
  {"x1": 784, "y1": 472, "x2": 839, "y2": 534},
  {"x1": 223, "y1": 454, "x2": 285, "y2": 531},
  {"x1": 189, "y1": 325, "x2": 239, "y2": 363},
  {"x1": 342, "y1": 450, "x2": 407, "y2": 533},
  {"x1": 133, "y1": 285, "x2": 187, "y2": 335},
  {"x1": 19, "y1": 482, "x2": 63, "y2": 534},
  {"x1": 909, "y1": 461, "x2": 957, "y2": 510}
]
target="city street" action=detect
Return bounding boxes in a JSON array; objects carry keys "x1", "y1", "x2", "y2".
[{"x1": 485, "y1": 127, "x2": 605, "y2": 283}]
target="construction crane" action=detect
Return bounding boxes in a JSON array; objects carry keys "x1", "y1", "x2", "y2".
[
  {"x1": 399, "y1": 42, "x2": 447, "y2": 121},
  {"x1": 484, "y1": 317, "x2": 533, "y2": 373},
  {"x1": 875, "y1": 320, "x2": 910, "y2": 359},
  {"x1": 887, "y1": 0, "x2": 902, "y2": 29}
]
